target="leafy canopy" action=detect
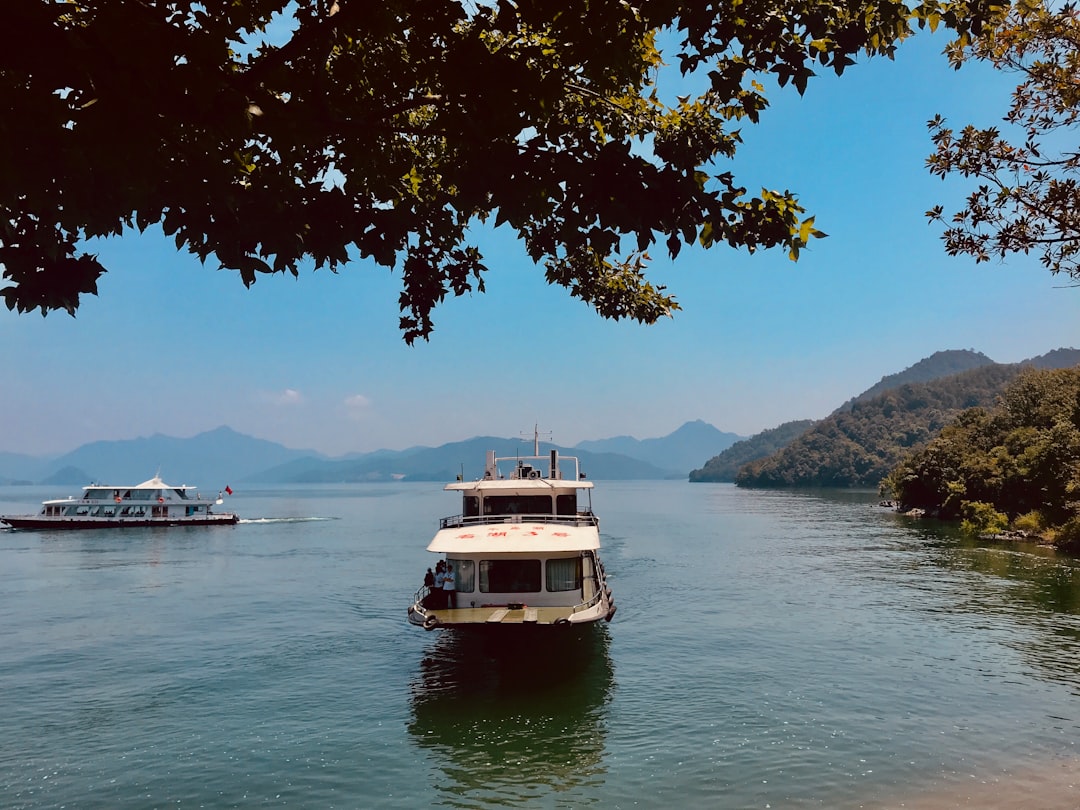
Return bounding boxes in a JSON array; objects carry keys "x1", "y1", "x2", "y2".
[
  {"x1": 927, "y1": 0, "x2": 1080, "y2": 278},
  {"x1": 2, "y1": 0, "x2": 999, "y2": 341}
]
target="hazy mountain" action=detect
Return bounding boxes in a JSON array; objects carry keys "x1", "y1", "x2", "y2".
[
  {"x1": 252, "y1": 436, "x2": 669, "y2": 482},
  {"x1": 0, "y1": 451, "x2": 55, "y2": 484},
  {"x1": 41, "y1": 465, "x2": 94, "y2": 486},
  {"x1": 41, "y1": 426, "x2": 323, "y2": 486},
  {"x1": 0, "y1": 424, "x2": 715, "y2": 486},
  {"x1": 573, "y1": 420, "x2": 744, "y2": 475}
]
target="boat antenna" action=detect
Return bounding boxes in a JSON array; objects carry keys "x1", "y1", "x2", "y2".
[{"x1": 520, "y1": 424, "x2": 551, "y2": 455}]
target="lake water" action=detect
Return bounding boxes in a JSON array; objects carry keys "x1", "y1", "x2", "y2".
[{"x1": 2, "y1": 481, "x2": 1079, "y2": 809}]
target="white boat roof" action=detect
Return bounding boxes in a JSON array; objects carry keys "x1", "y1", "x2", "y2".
[
  {"x1": 427, "y1": 522, "x2": 600, "y2": 554},
  {"x1": 85, "y1": 475, "x2": 195, "y2": 491},
  {"x1": 445, "y1": 478, "x2": 593, "y2": 491}
]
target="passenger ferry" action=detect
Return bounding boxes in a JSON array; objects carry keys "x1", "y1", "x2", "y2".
[
  {"x1": 407, "y1": 434, "x2": 616, "y2": 630},
  {"x1": 0, "y1": 475, "x2": 239, "y2": 529}
]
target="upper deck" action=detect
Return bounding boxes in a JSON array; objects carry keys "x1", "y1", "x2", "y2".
[
  {"x1": 445, "y1": 448, "x2": 593, "y2": 493},
  {"x1": 431, "y1": 447, "x2": 599, "y2": 553}
]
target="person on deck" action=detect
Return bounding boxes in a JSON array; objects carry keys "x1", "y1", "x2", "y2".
[
  {"x1": 442, "y1": 564, "x2": 456, "y2": 609},
  {"x1": 434, "y1": 562, "x2": 446, "y2": 609},
  {"x1": 423, "y1": 567, "x2": 435, "y2": 607}
]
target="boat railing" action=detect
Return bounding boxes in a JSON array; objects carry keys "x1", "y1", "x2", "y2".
[
  {"x1": 439, "y1": 512, "x2": 599, "y2": 530},
  {"x1": 574, "y1": 588, "x2": 604, "y2": 615},
  {"x1": 411, "y1": 584, "x2": 602, "y2": 617}
]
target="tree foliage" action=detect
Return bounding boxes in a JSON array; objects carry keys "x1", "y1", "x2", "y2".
[
  {"x1": 883, "y1": 366, "x2": 1080, "y2": 536},
  {"x1": 1, "y1": 0, "x2": 999, "y2": 341},
  {"x1": 959, "y1": 499, "x2": 1010, "y2": 535},
  {"x1": 927, "y1": 0, "x2": 1080, "y2": 278}
]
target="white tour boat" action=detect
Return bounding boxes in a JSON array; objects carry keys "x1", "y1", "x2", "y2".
[
  {"x1": 0, "y1": 475, "x2": 240, "y2": 530},
  {"x1": 407, "y1": 436, "x2": 616, "y2": 630}
]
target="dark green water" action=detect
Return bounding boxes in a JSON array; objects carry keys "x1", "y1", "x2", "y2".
[{"x1": 2, "y1": 482, "x2": 1079, "y2": 808}]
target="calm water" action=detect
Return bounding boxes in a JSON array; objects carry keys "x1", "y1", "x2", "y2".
[{"x1": 2, "y1": 481, "x2": 1080, "y2": 809}]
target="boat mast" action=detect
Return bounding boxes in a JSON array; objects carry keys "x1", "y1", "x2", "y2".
[{"x1": 523, "y1": 424, "x2": 551, "y2": 456}]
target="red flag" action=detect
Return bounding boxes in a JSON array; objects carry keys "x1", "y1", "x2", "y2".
[{"x1": 225, "y1": 486, "x2": 233, "y2": 495}]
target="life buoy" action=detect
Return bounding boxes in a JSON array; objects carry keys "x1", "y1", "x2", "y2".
[
  {"x1": 114, "y1": 497, "x2": 122, "y2": 503},
  {"x1": 423, "y1": 614, "x2": 439, "y2": 630},
  {"x1": 157, "y1": 497, "x2": 165, "y2": 503}
]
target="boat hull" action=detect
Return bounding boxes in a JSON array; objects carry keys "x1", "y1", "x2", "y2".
[
  {"x1": 1, "y1": 515, "x2": 239, "y2": 530},
  {"x1": 407, "y1": 591, "x2": 616, "y2": 631}
]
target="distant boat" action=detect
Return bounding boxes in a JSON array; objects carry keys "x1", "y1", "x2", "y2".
[
  {"x1": 0, "y1": 475, "x2": 239, "y2": 530},
  {"x1": 407, "y1": 431, "x2": 616, "y2": 630}
]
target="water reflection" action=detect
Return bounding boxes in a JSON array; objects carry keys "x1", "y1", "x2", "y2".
[
  {"x1": 886, "y1": 519, "x2": 1080, "y2": 693},
  {"x1": 408, "y1": 627, "x2": 614, "y2": 808}
]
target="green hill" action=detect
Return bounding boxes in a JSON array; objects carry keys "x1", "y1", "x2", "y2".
[
  {"x1": 690, "y1": 349, "x2": 1005, "y2": 485},
  {"x1": 735, "y1": 364, "x2": 1023, "y2": 489},
  {"x1": 689, "y1": 420, "x2": 817, "y2": 482},
  {"x1": 834, "y1": 349, "x2": 995, "y2": 414}
]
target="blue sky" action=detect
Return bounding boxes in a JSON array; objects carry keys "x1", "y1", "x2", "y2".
[{"x1": 1, "y1": 30, "x2": 1077, "y2": 457}]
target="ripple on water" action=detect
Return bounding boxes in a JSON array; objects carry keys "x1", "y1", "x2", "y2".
[{"x1": 4, "y1": 482, "x2": 1080, "y2": 808}]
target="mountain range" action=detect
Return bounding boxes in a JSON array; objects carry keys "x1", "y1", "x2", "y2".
[
  {"x1": 0, "y1": 421, "x2": 744, "y2": 486},
  {"x1": 6, "y1": 348, "x2": 1078, "y2": 489}
]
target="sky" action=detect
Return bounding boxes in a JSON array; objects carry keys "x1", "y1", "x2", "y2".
[{"x1": 1, "y1": 29, "x2": 1077, "y2": 458}]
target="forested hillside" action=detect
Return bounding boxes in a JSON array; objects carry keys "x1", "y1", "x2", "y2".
[
  {"x1": 691, "y1": 349, "x2": 1009, "y2": 484},
  {"x1": 882, "y1": 367, "x2": 1080, "y2": 550},
  {"x1": 689, "y1": 420, "x2": 817, "y2": 482},
  {"x1": 735, "y1": 364, "x2": 1023, "y2": 488},
  {"x1": 834, "y1": 349, "x2": 994, "y2": 413}
]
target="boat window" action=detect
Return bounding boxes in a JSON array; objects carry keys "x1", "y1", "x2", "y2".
[
  {"x1": 447, "y1": 558, "x2": 474, "y2": 592},
  {"x1": 482, "y1": 495, "x2": 552, "y2": 516},
  {"x1": 556, "y1": 494, "x2": 576, "y2": 515},
  {"x1": 479, "y1": 559, "x2": 541, "y2": 593},
  {"x1": 546, "y1": 557, "x2": 582, "y2": 592},
  {"x1": 463, "y1": 496, "x2": 480, "y2": 517}
]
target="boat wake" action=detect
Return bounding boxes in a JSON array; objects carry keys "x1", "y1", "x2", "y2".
[{"x1": 238, "y1": 517, "x2": 338, "y2": 524}]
